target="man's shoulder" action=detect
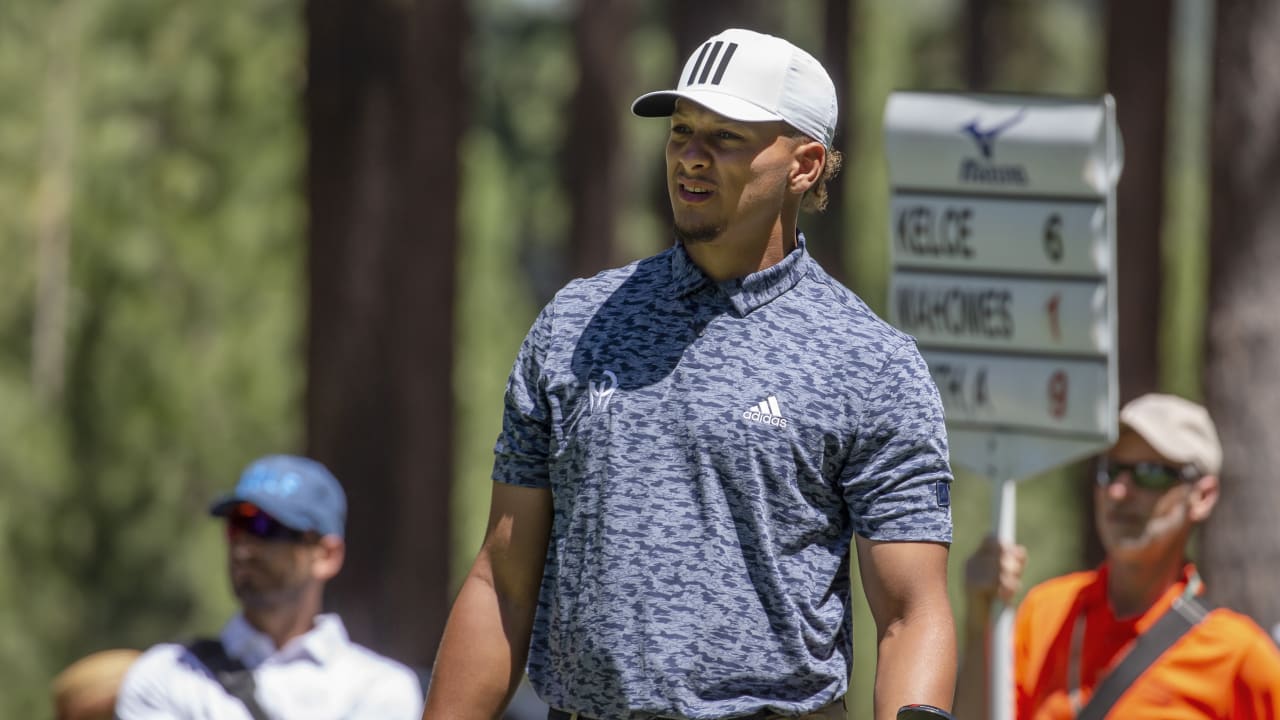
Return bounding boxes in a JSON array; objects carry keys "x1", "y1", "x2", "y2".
[
  {"x1": 532, "y1": 251, "x2": 675, "y2": 338},
  {"x1": 124, "y1": 641, "x2": 202, "y2": 677},
  {"x1": 337, "y1": 641, "x2": 424, "y2": 692},
  {"x1": 1200, "y1": 606, "x2": 1280, "y2": 654},
  {"x1": 115, "y1": 641, "x2": 218, "y2": 715},
  {"x1": 797, "y1": 268, "x2": 915, "y2": 352},
  {"x1": 556, "y1": 251, "x2": 672, "y2": 301},
  {"x1": 1024, "y1": 568, "x2": 1101, "y2": 607}
]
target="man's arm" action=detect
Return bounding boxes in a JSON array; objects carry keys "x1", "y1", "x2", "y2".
[
  {"x1": 952, "y1": 535, "x2": 1026, "y2": 720},
  {"x1": 423, "y1": 482, "x2": 552, "y2": 720},
  {"x1": 855, "y1": 537, "x2": 956, "y2": 720}
]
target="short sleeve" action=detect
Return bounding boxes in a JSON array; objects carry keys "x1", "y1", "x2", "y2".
[
  {"x1": 492, "y1": 300, "x2": 556, "y2": 489},
  {"x1": 842, "y1": 341, "x2": 953, "y2": 542}
]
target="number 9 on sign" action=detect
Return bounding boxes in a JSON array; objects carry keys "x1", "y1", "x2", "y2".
[{"x1": 1048, "y1": 370, "x2": 1069, "y2": 419}]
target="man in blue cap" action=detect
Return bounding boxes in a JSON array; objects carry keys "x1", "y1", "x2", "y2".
[{"x1": 117, "y1": 454, "x2": 423, "y2": 719}]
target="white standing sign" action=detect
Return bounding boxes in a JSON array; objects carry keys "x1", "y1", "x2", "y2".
[
  {"x1": 884, "y1": 91, "x2": 1122, "y2": 482},
  {"x1": 883, "y1": 92, "x2": 1123, "y2": 720}
]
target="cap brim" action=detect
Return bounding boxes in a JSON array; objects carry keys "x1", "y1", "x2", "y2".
[
  {"x1": 631, "y1": 89, "x2": 785, "y2": 125},
  {"x1": 209, "y1": 495, "x2": 242, "y2": 517},
  {"x1": 209, "y1": 491, "x2": 315, "y2": 534}
]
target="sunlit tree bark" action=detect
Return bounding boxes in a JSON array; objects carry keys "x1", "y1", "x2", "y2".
[
  {"x1": 1201, "y1": 0, "x2": 1280, "y2": 634},
  {"x1": 564, "y1": 0, "x2": 632, "y2": 279},
  {"x1": 305, "y1": 0, "x2": 468, "y2": 668},
  {"x1": 804, "y1": 0, "x2": 852, "y2": 284},
  {"x1": 1078, "y1": 0, "x2": 1174, "y2": 567}
]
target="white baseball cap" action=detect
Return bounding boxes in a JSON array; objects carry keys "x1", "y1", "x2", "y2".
[
  {"x1": 1119, "y1": 393, "x2": 1223, "y2": 476},
  {"x1": 631, "y1": 28, "x2": 838, "y2": 147}
]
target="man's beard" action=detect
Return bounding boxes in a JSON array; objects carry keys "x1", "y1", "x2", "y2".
[{"x1": 673, "y1": 221, "x2": 722, "y2": 245}]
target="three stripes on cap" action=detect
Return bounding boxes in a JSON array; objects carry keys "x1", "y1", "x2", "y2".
[{"x1": 686, "y1": 41, "x2": 739, "y2": 86}]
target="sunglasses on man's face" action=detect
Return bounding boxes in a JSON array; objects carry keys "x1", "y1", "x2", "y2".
[
  {"x1": 1095, "y1": 460, "x2": 1201, "y2": 491},
  {"x1": 225, "y1": 504, "x2": 311, "y2": 543}
]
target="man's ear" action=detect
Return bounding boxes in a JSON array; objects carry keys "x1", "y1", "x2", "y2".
[
  {"x1": 790, "y1": 140, "x2": 825, "y2": 195},
  {"x1": 312, "y1": 535, "x2": 346, "y2": 581},
  {"x1": 1188, "y1": 474, "x2": 1220, "y2": 523}
]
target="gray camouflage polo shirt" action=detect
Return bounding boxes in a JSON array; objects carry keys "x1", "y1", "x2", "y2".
[{"x1": 493, "y1": 235, "x2": 953, "y2": 719}]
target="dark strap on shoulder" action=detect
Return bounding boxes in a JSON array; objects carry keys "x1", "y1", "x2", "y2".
[
  {"x1": 1076, "y1": 594, "x2": 1213, "y2": 720},
  {"x1": 186, "y1": 638, "x2": 272, "y2": 720}
]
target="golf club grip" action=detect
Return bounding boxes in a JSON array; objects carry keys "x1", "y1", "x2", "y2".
[{"x1": 896, "y1": 704, "x2": 954, "y2": 720}]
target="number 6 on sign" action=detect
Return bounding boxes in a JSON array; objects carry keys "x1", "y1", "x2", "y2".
[{"x1": 1043, "y1": 213, "x2": 1064, "y2": 262}]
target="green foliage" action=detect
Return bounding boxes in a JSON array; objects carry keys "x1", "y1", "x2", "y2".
[{"x1": 0, "y1": 0, "x2": 304, "y2": 714}]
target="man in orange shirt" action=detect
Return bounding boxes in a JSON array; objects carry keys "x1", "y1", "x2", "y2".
[{"x1": 954, "y1": 393, "x2": 1280, "y2": 719}]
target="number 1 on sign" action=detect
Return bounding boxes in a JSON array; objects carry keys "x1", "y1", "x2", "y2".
[{"x1": 1045, "y1": 293, "x2": 1061, "y2": 341}]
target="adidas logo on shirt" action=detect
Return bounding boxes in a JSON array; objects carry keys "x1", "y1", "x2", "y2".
[{"x1": 742, "y1": 395, "x2": 788, "y2": 428}]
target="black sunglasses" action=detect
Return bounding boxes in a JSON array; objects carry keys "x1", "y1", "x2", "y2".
[
  {"x1": 1095, "y1": 460, "x2": 1201, "y2": 491},
  {"x1": 226, "y1": 503, "x2": 311, "y2": 543}
]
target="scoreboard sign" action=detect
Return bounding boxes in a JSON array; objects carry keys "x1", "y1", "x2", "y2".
[{"x1": 884, "y1": 92, "x2": 1122, "y2": 482}]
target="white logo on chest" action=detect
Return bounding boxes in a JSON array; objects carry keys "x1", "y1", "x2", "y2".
[
  {"x1": 742, "y1": 395, "x2": 788, "y2": 428},
  {"x1": 588, "y1": 370, "x2": 618, "y2": 412}
]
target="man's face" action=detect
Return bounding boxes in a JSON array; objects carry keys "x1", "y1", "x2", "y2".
[
  {"x1": 665, "y1": 100, "x2": 807, "y2": 245},
  {"x1": 1094, "y1": 430, "x2": 1207, "y2": 561},
  {"x1": 225, "y1": 504, "x2": 320, "y2": 610}
]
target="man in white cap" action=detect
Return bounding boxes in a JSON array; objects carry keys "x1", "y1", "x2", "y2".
[
  {"x1": 955, "y1": 393, "x2": 1280, "y2": 718},
  {"x1": 116, "y1": 455, "x2": 423, "y2": 719},
  {"x1": 425, "y1": 28, "x2": 956, "y2": 720}
]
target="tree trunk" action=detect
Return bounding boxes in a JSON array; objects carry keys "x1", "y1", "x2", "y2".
[
  {"x1": 564, "y1": 0, "x2": 631, "y2": 280},
  {"x1": 1079, "y1": 0, "x2": 1174, "y2": 568},
  {"x1": 1108, "y1": 0, "x2": 1170, "y2": 404},
  {"x1": 965, "y1": 0, "x2": 992, "y2": 90},
  {"x1": 803, "y1": 0, "x2": 851, "y2": 284},
  {"x1": 304, "y1": 0, "x2": 467, "y2": 669},
  {"x1": 1201, "y1": 0, "x2": 1280, "y2": 634},
  {"x1": 963, "y1": 1, "x2": 1052, "y2": 93}
]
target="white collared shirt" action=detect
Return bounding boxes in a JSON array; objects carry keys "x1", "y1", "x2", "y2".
[{"x1": 116, "y1": 613, "x2": 423, "y2": 719}]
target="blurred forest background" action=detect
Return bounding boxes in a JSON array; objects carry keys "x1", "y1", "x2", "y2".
[{"x1": 3, "y1": 0, "x2": 1279, "y2": 718}]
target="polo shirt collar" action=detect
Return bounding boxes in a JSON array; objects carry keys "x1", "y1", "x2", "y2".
[
  {"x1": 669, "y1": 232, "x2": 814, "y2": 314},
  {"x1": 669, "y1": 241, "x2": 712, "y2": 298},
  {"x1": 221, "y1": 612, "x2": 349, "y2": 668}
]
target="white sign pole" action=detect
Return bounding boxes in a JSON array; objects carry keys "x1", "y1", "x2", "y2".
[{"x1": 991, "y1": 478, "x2": 1016, "y2": 720}]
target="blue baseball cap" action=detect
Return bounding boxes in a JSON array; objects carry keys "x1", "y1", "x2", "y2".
[{"x1": 209, "y1": 455, "x2": 347, "y2": 537}]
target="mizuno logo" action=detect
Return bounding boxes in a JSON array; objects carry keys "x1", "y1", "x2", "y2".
[
  {"x1": 686, "y1": 41, "x2": 739, "y2": 86},
  {"x1": 742, "y1": 395, "x2": 788, "y2": 428},
  {"x1": 957, "y1": 108, "x2": 1030, "y2": 186},
  {"x1": 961, "y1": 108, "x2": 1027, "y2": 159}
]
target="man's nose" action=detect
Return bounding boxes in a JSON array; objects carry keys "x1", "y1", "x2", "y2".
[
  {"x1": 1104, "y1": 473, "x2": 1134, "y2": 500},
  {"x1": 676, "y1": 137, "x2": 710, "y2": 169},
  {"x1": 227, "y1": 530, "x2": 260, "y2": 557}
]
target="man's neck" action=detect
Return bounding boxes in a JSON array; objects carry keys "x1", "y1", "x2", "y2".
[
  {"x1": 1105, "y1": 553, "x2": 1187, "y2": 619},
  {"x1": 683, "y1": 218, "x2": 796, "y2": 283},
  {"x1": 244, "y1": 605, "x2": 319, "y2": 650}
]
